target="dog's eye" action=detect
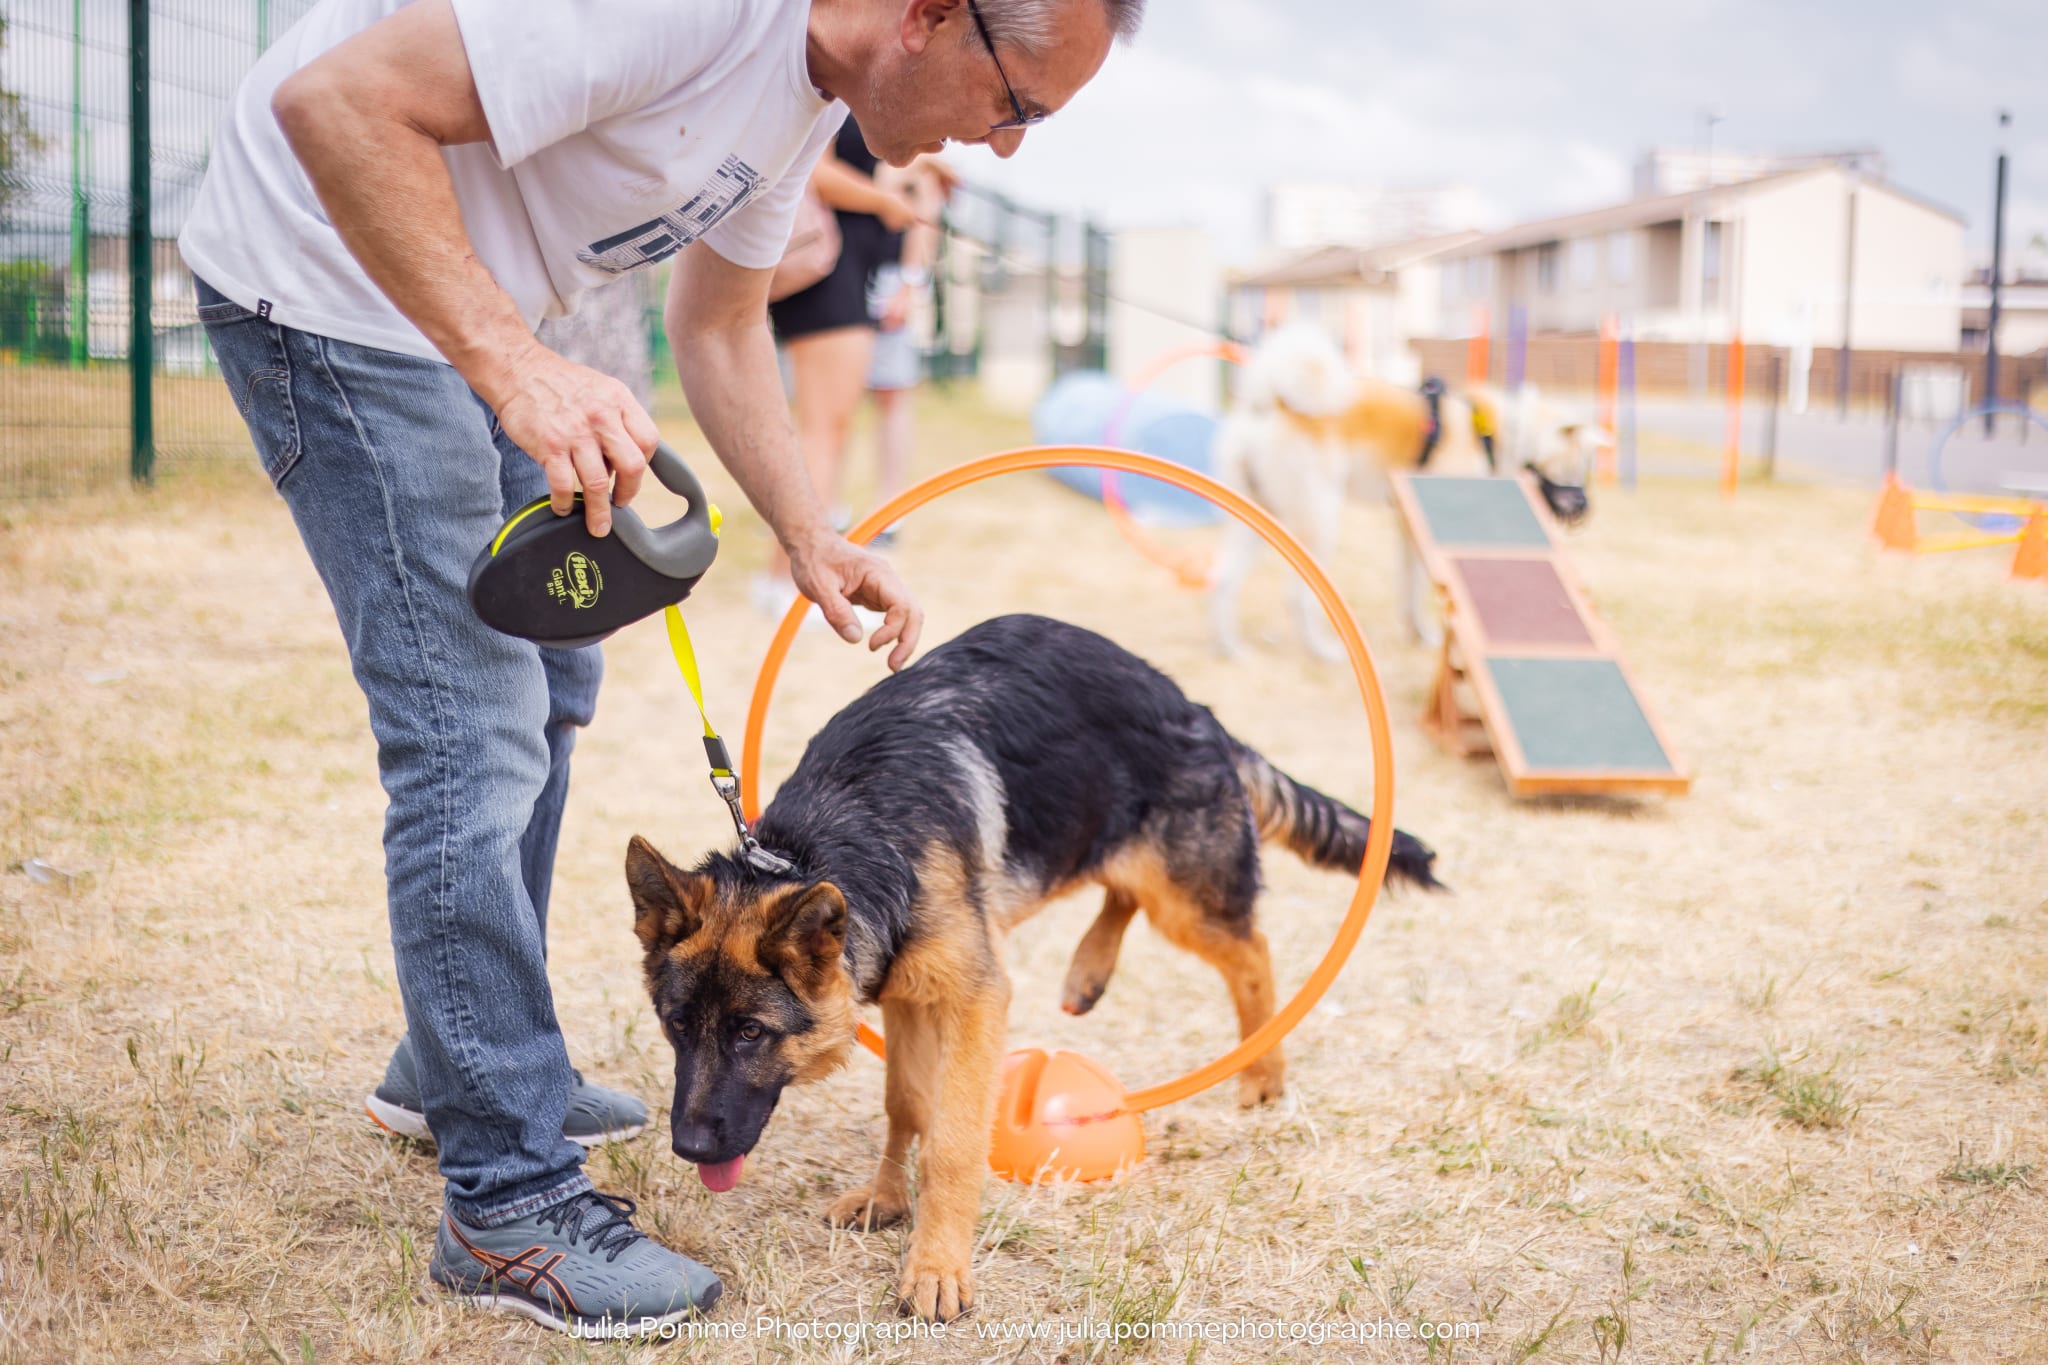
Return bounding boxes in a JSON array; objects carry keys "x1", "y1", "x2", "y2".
[{"x1": 737, "y1": 1021, "x2": 765, "y2": 1043}]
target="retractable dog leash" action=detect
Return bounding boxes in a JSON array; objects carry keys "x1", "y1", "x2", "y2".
[
  {"x1": 471, "y1": 442, "x2": 791, "y2": 875},
  {"x1": 661, "y1": 604, "x2": 794, "y2": 877},
  {"x1": 468, "y1": 443, "x2": 722, "y2": 649}
]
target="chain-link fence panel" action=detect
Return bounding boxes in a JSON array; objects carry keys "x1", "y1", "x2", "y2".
[{"x1": 1, "y1": 0, "x2": 312, "y2": 496}]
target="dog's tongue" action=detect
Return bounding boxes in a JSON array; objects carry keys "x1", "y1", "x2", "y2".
[{"x1": 697, "y1": 1156, "x2": 745, "y2": 1193}]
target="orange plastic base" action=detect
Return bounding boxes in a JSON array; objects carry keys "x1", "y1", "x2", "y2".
[
  {"x1": 1872, "y1": 475, "x2": 1918, "y2": 551},
  {"x1": 987, "y1": 1048, "x2": 1145, "y2": 1183},
  {"x1": 2015, "y1": 511, "x2": 2048, "y2": 582}
]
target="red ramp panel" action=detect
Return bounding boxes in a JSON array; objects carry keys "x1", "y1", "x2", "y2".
[{"x1": 1393, "y1": 474, "x2": 1691, "y2": 797}]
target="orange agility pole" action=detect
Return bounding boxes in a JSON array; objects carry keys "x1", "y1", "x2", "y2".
[
  {"x1": 740, "y1": 446, "x2": 1397, "y2": 1116},
  {"x1": 1596, "y1": 315, "x2": 1619, "y2": 486},
  {"x1": 1721, "y1": 335, "x2": 1745, "y2": 500},
  {"x1": 1467, "y1": 305, "x2": 1490, "y2": 386},
  {"x1": 1095, "y1": 339, "x2": 1249, "y2": 592}
]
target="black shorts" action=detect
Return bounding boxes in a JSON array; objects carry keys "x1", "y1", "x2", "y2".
[
  {"x1": 770, "y1": 205, "x2": 904, "y2": 343},
  {"x1": 770, "y1": 240, "x2": 879, "y2": 342}
]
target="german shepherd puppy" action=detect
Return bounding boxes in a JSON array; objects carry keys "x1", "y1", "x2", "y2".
[{"x1": 626, "y1": 614, "x2": 1441, "y2": 1321}]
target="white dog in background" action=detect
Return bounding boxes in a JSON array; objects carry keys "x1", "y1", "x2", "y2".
[
  {"x1": 1208, "y1": 326, "x2": 1361, "y2": 662},
  {"x1": 1208, "y1": 325, "x2": 1603, "y2": 660}
]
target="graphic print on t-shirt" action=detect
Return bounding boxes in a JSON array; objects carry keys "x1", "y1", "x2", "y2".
[{"x1": 578, "y1": 155, "x2": 766, "y2": 274}]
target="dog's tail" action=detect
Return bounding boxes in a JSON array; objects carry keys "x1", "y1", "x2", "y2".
[{"x1": 1232, "y1": 741, "x2": 1446, "y2": 890}]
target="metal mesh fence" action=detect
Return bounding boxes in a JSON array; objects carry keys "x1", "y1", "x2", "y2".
[
  {"x1": 931, "y1": 182, "x2": 1108, "y2": 399},
  {"x1": 1, "y1": 0, "x2": 313, "y2": 496}
]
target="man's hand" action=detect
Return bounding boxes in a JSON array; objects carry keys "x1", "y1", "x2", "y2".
[
  {"x1": 787, "y1": 529, "x2": 924, "y2": 671},
  {"x1": 481, "y1": 342, "x2": 659, "y2": 537}
]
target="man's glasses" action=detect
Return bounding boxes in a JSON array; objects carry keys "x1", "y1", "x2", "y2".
[{"x1": 965, "y1": 0, "x2": 1047, "y2": 132}]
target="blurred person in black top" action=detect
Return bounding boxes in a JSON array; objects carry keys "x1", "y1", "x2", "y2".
[
  {"x1": 861, "y1": 155, "x2": 957, "y2": 549},
  {"x1": 757, "y1": 116, "x2": 918, "y2": 618}
]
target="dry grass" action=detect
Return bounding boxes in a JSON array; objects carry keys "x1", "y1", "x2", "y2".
[
  {"x1": 3, "y1": 385, "x2": 2046, "y2": 1362},
  {"x1": 0, "y1": 365, "x2": 253, "y2": 496}
]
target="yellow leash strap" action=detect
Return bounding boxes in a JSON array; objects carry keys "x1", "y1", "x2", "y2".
[
  {"x1": 663, "y1": 603, "x2": 725, "y2": 759},
  {"x1": 662, "y1": 605, "x2": 794, "y2": 875}
]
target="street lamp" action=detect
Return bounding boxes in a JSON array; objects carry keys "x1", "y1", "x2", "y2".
[{"x1": 1985, "y1": 110, "x2": 2011, "y2": 436}]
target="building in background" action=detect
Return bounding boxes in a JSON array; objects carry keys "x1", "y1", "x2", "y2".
[
  {"x1": 1427, "y1": 164, "x2": 1965, "y2": 352},
  {"x1": 1107, "y1": 227, "x2": 1222, "y2": 407},
  {"x1": 1631, "y1": 147, "x2": 1885, "y2": 197},
  {"x1": 1227, "y1": 231, "x2": 1482, "y2": 384},
  {"x1": 1962, "y1": 266, "x2": 2048, "y2": 359}
]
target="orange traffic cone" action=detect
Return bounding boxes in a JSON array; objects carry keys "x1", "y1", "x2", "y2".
[
  {"x1": 1872, "y1": 475, "x2": 1918, "y2": 552},
  {"x1": 2012, "y1": 509, "x2": 2048, "y2": 582}
]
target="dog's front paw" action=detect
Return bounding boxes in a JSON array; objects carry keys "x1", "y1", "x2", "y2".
[
  {"x1": 898, "y1": 1256, "x2": 974, "y2": 1322},
  {"x1": 1237, "y1": 1061, "x2": 1285, "y2": 1107},
  {"x1": 825, "y1": 1185, "x2": 909, "y2": 1231}
]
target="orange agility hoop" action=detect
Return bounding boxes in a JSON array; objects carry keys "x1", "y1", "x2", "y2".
[
  {"x1": 740, "y1": 446, "x2": 1395, "y2": 1120},
  {"x1": 1096, "y1": 340, "x2": 1249, "y2": 593}
]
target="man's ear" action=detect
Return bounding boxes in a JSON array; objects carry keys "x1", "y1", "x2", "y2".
[
  {"x1": 898, "y1": 0, "x2": 959, "y2": 56},
  {"x1": 761, "y1": 882, "x2": 847, "y2": 978},
  {"x1": 627, "y1": 836, "x2": 706, "y2": 955}
]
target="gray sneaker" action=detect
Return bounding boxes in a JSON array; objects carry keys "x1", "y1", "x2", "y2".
[
  {"x1": 430, "y1": 1189, "x2": 721, "y2": 1335},
  {"x1": 365, "y1": 1036, "x2": 649, "y2": 1147}
]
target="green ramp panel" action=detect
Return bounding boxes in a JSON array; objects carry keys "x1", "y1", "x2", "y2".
[
  {"x1": 1411, "y1": 478, "x2": 1552, "y2": 548},
  {"x1": 1485, "y1": 657, "x2": 1675, "y2": 773}
]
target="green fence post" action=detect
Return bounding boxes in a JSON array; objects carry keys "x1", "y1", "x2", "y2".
[
  {"x1": 128, "y1": 0, "x2": 152, "y2": 482},
  {"x1": 69, "y1": 0, "x2": 87, "y2": 367}
]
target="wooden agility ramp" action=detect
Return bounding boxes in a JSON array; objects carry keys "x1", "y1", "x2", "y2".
[{"x1": 1392, "y1": 474, "x2": 1691, "y2": 797}]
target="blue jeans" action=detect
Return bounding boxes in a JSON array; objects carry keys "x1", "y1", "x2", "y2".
[{"x1": 196, "y1": 277, "x2": 600, "y2": 1226}]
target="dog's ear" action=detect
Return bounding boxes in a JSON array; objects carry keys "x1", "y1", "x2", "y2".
[
  {"x1": 627, "y1": 835, "x2": 707, "y2": 955},
  {"x1": 760, "y1": 882, "x2": 846, "y2": 979}
]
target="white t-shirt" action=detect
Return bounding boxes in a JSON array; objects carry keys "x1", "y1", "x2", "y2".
[{"x1": 179, "y1": 0, "x2": 845, "y2": 362}]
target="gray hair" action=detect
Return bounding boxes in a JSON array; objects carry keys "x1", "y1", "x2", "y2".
[{"x1": 968, "y1": 0, "x2": 1145, "y2": 59}]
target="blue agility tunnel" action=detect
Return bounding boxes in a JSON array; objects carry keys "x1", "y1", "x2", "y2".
[{"x1": 1031, "y1": 371, "x2": 1223, "y2": 527}]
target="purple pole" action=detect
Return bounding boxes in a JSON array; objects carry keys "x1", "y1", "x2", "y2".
[{"x1": 1507, "y1": 304, "x2": 1528, "y2": 392}]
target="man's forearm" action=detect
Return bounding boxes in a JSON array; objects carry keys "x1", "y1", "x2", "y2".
[{"x1": 669, "y1": 319, "x2": 831, "y2": 553}]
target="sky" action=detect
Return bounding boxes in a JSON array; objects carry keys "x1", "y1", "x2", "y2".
[
  {"x1": 5, "y1": 0, "x2": 2042, "y2": 275},
  {"x1": 964, "y1": 0, "x2": 2048, "y2": 268}
]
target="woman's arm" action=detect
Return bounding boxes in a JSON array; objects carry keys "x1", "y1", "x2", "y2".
[{"x1": 808, "y1": 150, "x2": 919, "y2": 230}]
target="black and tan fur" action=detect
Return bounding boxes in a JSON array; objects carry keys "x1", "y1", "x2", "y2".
[{"x1": 627, "y1": 614, "x2": 1441, "y2": 1321}]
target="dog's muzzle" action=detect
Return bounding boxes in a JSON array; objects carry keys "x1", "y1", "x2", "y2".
[{"x1": 1529, "y1": 466, "x2": 1591, "y2": 525}]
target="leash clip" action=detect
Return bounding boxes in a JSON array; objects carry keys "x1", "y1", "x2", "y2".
[{"x1": 711, "y1": 771, "x2": 795, "y2": 876}]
